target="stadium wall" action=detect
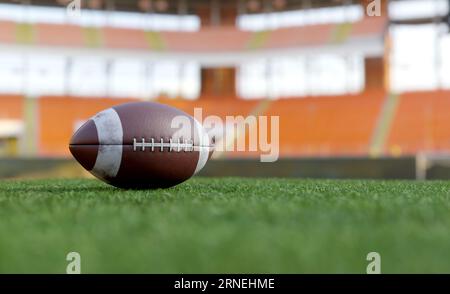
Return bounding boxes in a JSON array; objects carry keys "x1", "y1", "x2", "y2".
[{"x1": 0, "y1": 157, "x2": 443, "y2": 180}]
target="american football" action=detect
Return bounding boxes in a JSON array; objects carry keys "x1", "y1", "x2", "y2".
[
  {"x1": 69, "y1": 102, "x2": 214, "y2": 189},
  {"x1": 2, "y1": 0, "x2": 450, "y2": 286}
]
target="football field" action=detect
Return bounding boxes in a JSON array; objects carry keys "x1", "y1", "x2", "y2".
[{"x1": 0, "y1": 178, "x2": 450, "y2": 273}]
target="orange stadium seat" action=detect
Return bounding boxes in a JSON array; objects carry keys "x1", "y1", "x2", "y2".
[
  {"x1": 161, "y1": 92, "x2": 385, "y2": 158},
  {"x1": 349, "y1": 16, "x2": 388, "y2": 37},
  {"x1": 103, "y1": 27, "x2": 150, "y2": 50},
  {"x1": 0, "y1": 21, "x2": 16, "y2": 44},
  {"x1": 158, "y1": 97, "x2": 260, "y2": 118},
  {"x1": 0, "y1": 95, "x2": 24, "y2": 120},
  {"x1": 3, "y1": 90, "x2": 390, "y2": 158},
  {"x1": 265, "y1": 91, "x2": 385, "y2": 157},
  {"x1": 38, "y1": 96, "x2": 261, "y2": 156},
  {"x1": 31, "y1": 90, "x2": 450, "y2": 158},
  {"x1": 163, "y1": 27, "x2": 252, "y2": 52},
  {"x1": 265, "y1": 24, "x2": 334, "y2": 49},
  {"x1": 38, "y1": 96, "x2": 139, "y2": 156},
  {"x1": 159, "y1": 98, "x2": 269, "y2": 158},
  {"x1": 35, "y1": 24, "x2": 85, "y2": 47},
  {"x1": 0, "y1": 19, "x2": 386, "y2": 52},
  {"x1": 387, "y1": 91, "x2": 450, "y2": 155}
]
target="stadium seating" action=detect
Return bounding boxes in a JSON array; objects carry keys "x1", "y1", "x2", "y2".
[
  {"x1": 4, "y1": 89, "x2": 450, "y2": 158},
  {"x1": 164, "y1": 27, "x2": 252, "y2": 52},
  {"x1": 38, "y1": 96, "x2": 139, "y2": 156},
  {"x1": 0, "y1": 95, "x2": 23, "y2": 120},
  {"x1": 265, "y1": 24, "x2": 334, "y2": 49},
  {"x1": 0, "y1": 17, "x2": 386, "y2": 52},
  {"x1": 103, "y1": 27, "x2": 150, "y2": 49},
  {"x1": 35, "y1": 23, "x2": 85, "y2": 47},
  {"x1": 350, "y1": 16, "x2": 387, "y2": 37},
  {"x1": 160, "y1": 91, "x2": 386, "y2": 157},
  {"x1": 28, "y1": 92, "x2": 385, "y2": 157},
  {"x1": 266, "y1": 90, "x2": 385, "y2": 157},
  {"x1": 387, "y1": 91, "x2": 450, "y2": 155}
]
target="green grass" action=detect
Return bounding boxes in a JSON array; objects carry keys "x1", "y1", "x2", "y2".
[{"x1": 0, "y1": 178, "x2": 450, "y2": 273}]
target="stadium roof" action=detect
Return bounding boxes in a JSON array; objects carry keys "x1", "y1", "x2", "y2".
[{"x1": 0, "y1": 0, "x2": 361, "y2": 14}]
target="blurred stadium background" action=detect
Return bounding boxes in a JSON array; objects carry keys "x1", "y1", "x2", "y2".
[{"x1": 0, "y1": 0, "x2": 450, "y2": 180}]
